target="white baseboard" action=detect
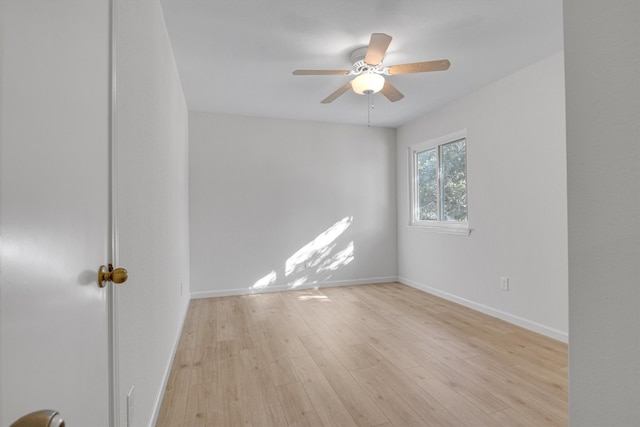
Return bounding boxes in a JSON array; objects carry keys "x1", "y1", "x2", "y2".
[
  {"x1": 148, "y1": 297, "x2": 191, "y2": 427},
  {"x1": 190, "y1": 276, "x2": 399, "y2": 299},
  {"x1": 398, "y1": 277, "x2": 568, "y2": 343},
  {"x1": 191, "y1": 275, "x2": 568, "y2": 342}
]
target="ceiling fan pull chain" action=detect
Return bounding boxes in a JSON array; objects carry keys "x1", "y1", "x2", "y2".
[{"x1": 367, "y1": 92, "x2": 371, "y2": 127}]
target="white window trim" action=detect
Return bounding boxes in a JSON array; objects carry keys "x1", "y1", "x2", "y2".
[{"x1": 409, "y1": 129, "x2": 470, "y2": 236}]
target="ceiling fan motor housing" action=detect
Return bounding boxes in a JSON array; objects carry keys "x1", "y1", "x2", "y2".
[
  {"x1": 349, "y1": 46, "x2": 369, "y2": 65},
  {"x1": 349, "y1": 46, "x2": 386, "y2": 75}
]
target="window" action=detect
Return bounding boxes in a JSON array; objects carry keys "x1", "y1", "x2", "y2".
[{"x1": 409, "y1": 130, "x2": 469, "y2": 235}]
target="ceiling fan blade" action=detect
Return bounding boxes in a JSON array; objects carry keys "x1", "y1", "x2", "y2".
[
  {"x1": 293, "y1": 69, "x2": 350, "y2": 76},
  {"x1": 321, "y1": 81, "x2": 353, "y2": 104},
  {"x1": 386, "y1": 59, "x2": 451, "y2": 75},
  {"x1": 364, "y1": 33, "x2": 392, "y2": 65},
  {"x1": 380, "y1": 81, "x2": 404, "y2": 102}
]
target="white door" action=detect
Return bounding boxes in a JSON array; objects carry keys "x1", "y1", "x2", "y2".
[{"x1": 0, "y1": 1, "x2": 114, "y2": 425}]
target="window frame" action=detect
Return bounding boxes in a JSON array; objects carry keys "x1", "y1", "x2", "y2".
[{"x1": 408, "y1": 129, "x2": 470, "y2": 236}]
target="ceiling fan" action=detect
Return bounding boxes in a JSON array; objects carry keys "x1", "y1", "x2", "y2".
[{"x1": 293, "y1": 33, "x2": 450, "y2": 104}]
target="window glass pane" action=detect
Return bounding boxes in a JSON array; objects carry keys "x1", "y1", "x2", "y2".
[
  {"x1": 440, "y1": 139, "x2": 467, "y2": 221},
  {"x1": 416, "y1": 148, "x2": 438, "y2": 221}
]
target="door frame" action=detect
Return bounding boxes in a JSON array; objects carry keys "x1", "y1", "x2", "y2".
[{"x1": 108, "y1": 0, "x2": 121, "y2": 425}]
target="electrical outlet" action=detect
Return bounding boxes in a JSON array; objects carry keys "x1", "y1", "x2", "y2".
[
  {"x1": 180, "y1": 282, "x2": 183, "y2": 296},
  {"x1": 500, "y1": 277, "x2": 509, "y2": 291},
  {"x1": 127, "y1": 386, "x2": 135, "y2": 427}
]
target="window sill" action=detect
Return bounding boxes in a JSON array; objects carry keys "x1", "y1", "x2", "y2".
[{"x1": 409, "y1": 221, "x2": 470, "y2": 236}]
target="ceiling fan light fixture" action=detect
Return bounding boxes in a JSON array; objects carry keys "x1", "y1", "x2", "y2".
[{"x1": 351, "y1": 72, "x2": 385, "y2": 95}]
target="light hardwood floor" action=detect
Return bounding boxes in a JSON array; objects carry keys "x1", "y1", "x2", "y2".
[{"x1": 156, "y1": 282, "x2": 567, "y2": 426}]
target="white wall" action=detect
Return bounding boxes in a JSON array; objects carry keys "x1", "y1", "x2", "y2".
[
  {"x1": 564, "y1": 1, "x2": 640, "y2": 425},
  {"x1": 189, "y1": 112, "x2": 397, "y2": 297},
  {"x1": 396, "y1": 52, "x2": 568, "y2": 341},
  {"x1": 116, "y1": 1, "x2": 190, "y2": 426}
]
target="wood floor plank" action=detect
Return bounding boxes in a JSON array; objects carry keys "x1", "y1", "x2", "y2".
[
  {"x1": 264, "y1": 308, "x2": 296, "y2": 338},
  {"x1": 242, "y1": 294, "x2": 268, "y2": 323},
  {"x1": 239, "y1": 345, "x2": 299, "y2": 387},
  {"x1": 442, "y1": 355, "x2": 567, "y2": 425},
  {"x1": 349, "y1": 365, "x2": 432, "y2": 427},
  {"x1": 215, "y1": 297, "x2": 236, "y2": 342},
  {"x1": 190, "y1": 299, "x2": 220, "y2": 386},
  {"x1": 464, "y1": 352, "x2": 568, "y2": 410},
  {"x1": 294, "y1": 303, "x2": 378, "y2": 371},
  {"x1": 177, "y1": 299, "x2": 203, "y2": 352},
  {"x1": 403, "y1": 365, "x2": 504, "y2": 426},
  {"x1": 275, "y1": 382, "x2": 324, "y2": 427},
  {"x1": 190, "y1": 347, "x2": 218, "y2": 386},
  {"x1": 184, "y1": 382, "x2": 217, "y2": 427},
  {"x1": 216, "y1": 356, "x2": 252, "y2": 426},
  {"x1": 360, "y1": 328, "x2": 422, "y2": 369},
  {"x1": 159, "y1": 283, "x2": 568, "y2": 426},
  {"x1": 280, "y1": 334, "x2": 310, "y2": 359},
  {"x1": 299, "y1": 334, "x2": 389, "y2": 426},
  {"x1": 269, "y1": 292, "x2": 315, "y2": 337},
  {"x1": 238, "y1": 363, "x2": 287, "y2": 427},
  {"x1": 416, "y1": 357, "x2": 510, "y2": 414},
  {"x1": 290, "y1": 355, "x2": 359, "y2": 427},
  {"x1": 231, "y1": 297, "x2": 261, "y2": 351},
  {"x1": 314, "y1": 329, "x2": 380, "y2": 371},
  {"x1": 156, "y1": 347, "x2": 194, "y2": 427},
  {"x1": 469, "y1": 331, "x2": 567, "y2": 370},
  {"x1": 323, "y1": 300, "x2": 395, "y2": 335},
  {"x1": 246, "y1": 318, "x2": 288, "y2": 363},
  {"x1": 305, "y1": 302, "x2": 365, "y2": 346},
  {"x1": 366, "y1": 362, "x2": 467, "y2": 427},
  {"x1": 489, "y1": 407, "x2": 551, "y2": 427}
]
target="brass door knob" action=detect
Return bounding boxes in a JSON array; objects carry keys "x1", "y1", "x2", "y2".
[
  {"x1": 11, "y1": 410, "x2": 64, "y2": 427},
  {"x1": 111, "y1": 267, "x2": 128, "y2": 284},
  {"x1": 98, "y1": 264, "x2": 128, "y2": 288}
]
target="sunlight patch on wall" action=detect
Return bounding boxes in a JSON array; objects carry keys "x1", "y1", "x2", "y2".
[
  {"x1": 250, "y1": 216, "x2": 355, "y2": 292},
  {"x1": 252, "y1": 270, "x2": 277, "y2": 289},
  {"x1": 287, "y1": 276, "x2": 309, "y2": 289},
  {"x1": 285, "y1": 216, "x2": 353, "y2": 277},
  {"x1": 316, "y1": 241, "x2": 354, "y2": 274}
]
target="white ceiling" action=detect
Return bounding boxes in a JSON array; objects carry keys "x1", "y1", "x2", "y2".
[{"x1": 158, "y1": 0, "x2": 564, "y2": 128}]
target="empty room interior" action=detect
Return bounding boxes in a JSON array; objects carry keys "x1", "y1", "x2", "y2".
[{"x1": 1, "y1": 1, "x2": 638, "y2": 427}]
